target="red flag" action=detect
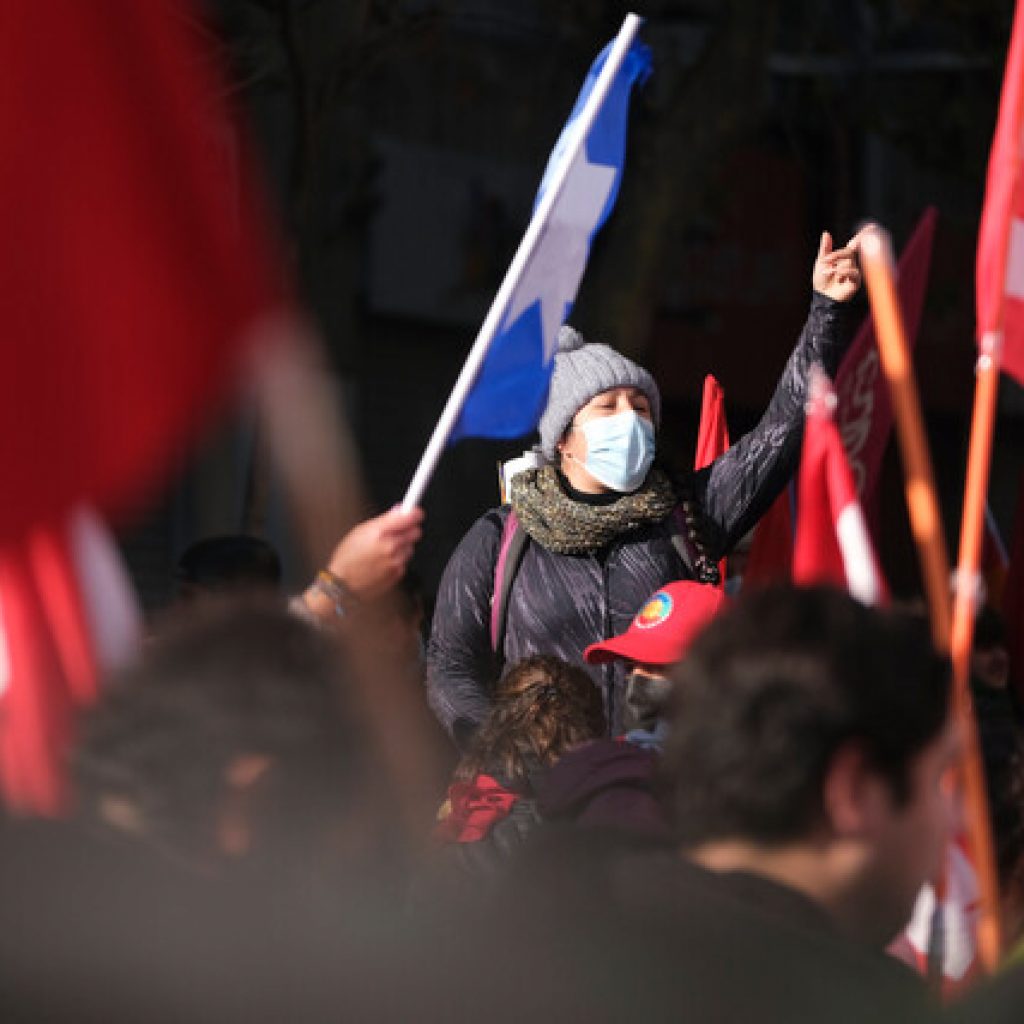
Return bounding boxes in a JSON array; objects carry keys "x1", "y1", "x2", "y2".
[
  {"x1": 976, "y1": 0, "x2": 1024, "y2": 385},
  {"x1": 891, "y1": 839, "x2": 984, "y2": 997},
  {"x1": 694, "y1": 376, "x2": 730, "y2": 585},
  {"x1": 836, "y1": 207, "x2": 937, "y2": 511},
  {"x1": 0, "y1": 0, "x2": 286, "y2": 546},
  {"x1": 743, "y1": 489, "x2": 794, "y2": 589},
  {"x1": 790, "y1": 374, "x2": 993, "y2": 992},
  {"x1": 0, "y1": 1, "x2": 286, "y2": 813},
  {"x1": 0, "y1": 545, "x2": 79, "y2": 814},
  {"x1": 744, "y1": 213, "x2": 936, "y2": 587},
  {"x1": 1, "y1": 516, "x2": 95, "y2": 813},
  {"x1": 792, "y1": 370, "x2": 887, "y2": 606},
  {"x1": 0, "y1": 508, "x2": 142, "y2": 814},
  {"x1": 694, "y1": 375, "x2": 731, "y2": 471}
]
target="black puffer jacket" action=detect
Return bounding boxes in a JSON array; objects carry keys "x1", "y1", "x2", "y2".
[{"x1": 427, "y1": 293, "x2": 854, "y2": 744}]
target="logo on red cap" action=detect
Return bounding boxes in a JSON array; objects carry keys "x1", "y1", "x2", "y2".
[{"x1": 634, "y1": 591, "x2": 673, "y2": 630}]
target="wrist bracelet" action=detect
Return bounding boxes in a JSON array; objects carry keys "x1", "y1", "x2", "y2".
[{"x1": 312, "y1": 569, "x2": 356, "y2": 619}]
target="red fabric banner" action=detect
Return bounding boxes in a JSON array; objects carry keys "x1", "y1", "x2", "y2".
[
  {"x1": 743, "y1": 489, "x2": 794, "y2": 589},
  {"x1": 694, "y1": 375, "x2": 731, "y2": 472},
  {"x1": 745, "y1": 212, "x2": 936, "y2": 587},
  {"x1": 0, "y1": 521, "x2": 95, "y2": 814},
  {"x1": 0, "y1": 0, "x2": 286, "y2": 546},
  {"x1": 836, "y1": 207, "x2": 937, "y2": 511},
  {"x1": 0, "y1": 1, "x2": 287, "y2": 814},
  {"x1": 976, "y1": 0, "x2": 1024, "y2": 385},
  {"x1": 792, "y1": 372, "x2": 886, "y2": 606},
  {"x1": 694, "y1": 375, "x2": 730, "y2": 585}
]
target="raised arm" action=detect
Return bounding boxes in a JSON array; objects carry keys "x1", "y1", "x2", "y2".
[
  {"x1": 295, "y1": 506, "x2": 424, "y2": 624},
  {"x1": 694, "y1": 230, "x2": 865, "y2": 557}
]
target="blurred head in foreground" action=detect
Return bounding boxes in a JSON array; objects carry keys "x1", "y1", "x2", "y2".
[
  {"x1": 666, "y1": 585, "x2": 957, "y2": 946},
  {"x1": 73, "y1": 600, "x2": 377, "y2": 873}
]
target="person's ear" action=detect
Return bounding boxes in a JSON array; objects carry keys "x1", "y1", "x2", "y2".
[
  {"x1": 822, "y1": 740, "x2": 890, "y2": 839},
  {"x1": 557, "y1": 428, "x2": 572, "y2": 461}
]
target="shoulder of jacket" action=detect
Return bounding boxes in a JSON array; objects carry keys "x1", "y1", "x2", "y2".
[{"x1": 453, "y1": 505, "x2": 507, "y2": 546}]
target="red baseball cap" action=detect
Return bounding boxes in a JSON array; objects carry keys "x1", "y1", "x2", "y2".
[{"x1": 584, "y1": 581, "x2": 727, "y2": 667}]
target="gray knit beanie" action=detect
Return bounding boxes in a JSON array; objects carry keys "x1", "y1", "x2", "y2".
[{"x1": 537, "y1": 326, "x2": 661, "y2": 460}]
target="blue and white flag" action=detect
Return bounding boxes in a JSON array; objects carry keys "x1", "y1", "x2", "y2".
[{"x1": 448, "y1": 28, "x2": 652, "y2": 443}]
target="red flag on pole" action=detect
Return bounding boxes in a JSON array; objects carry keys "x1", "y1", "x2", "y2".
[
  {"x1": 0, "y1": 0, "x2": 287, "y2": 546},
  {"x1": 836, "y1": 207, "x2": 938, "y2": 511},
  {"x1": 0, "y1": 1, "x2": 288, "y2": 813},
  {"x1": 694, "y1": 375, "x2": 731, "y2": 471},
  {"x1": 0, "y1": 508, "x2": 142, "y2": 814},
  {"x1": 694, "y1": 375, "x2": 730, "y2": 586},
  {"x1": 745, "y1": 214, "x2": 936, "y2": 589},
  {"x1": 792, "y1": 370, "x2": 887, "y2": 605},
  {"x1": 891, "y1": 839, "x2": 984, "y2": 996},
  {"x1": 976, "y1": 0, "x2": 1024, "y2": 386},
  {"x1": 793, "y1": 368, "x2": 987, "y2": 987},
  {"x1": 743, "y1": 489, "x2": 794, "y2": 589}
]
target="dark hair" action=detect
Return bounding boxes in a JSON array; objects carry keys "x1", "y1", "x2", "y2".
[
  {"x1": 176, "y1": 535, "x2": 282, "y2": 597},
  {"x1": 665, "y1": 585, "x2": 950, "y2": 846},
  {"x1": 455, "y1": 655, "x2": 605, "y2": 787},
  {"x1": 73, "y1": 601, "x2": 366, "y2": 864}
]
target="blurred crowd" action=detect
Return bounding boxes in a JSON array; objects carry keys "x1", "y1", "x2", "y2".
[{"x1": 3, "y1": 230, "x2": 1024, "y2": 1022}]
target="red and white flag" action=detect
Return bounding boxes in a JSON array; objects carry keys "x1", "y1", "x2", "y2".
[
  {"x1": 836, "y1": 207, "x2": 937, "y2": 511},
  {"x1": 746, "y1": 212, "x2": 936, "y2": 589},
  {"x1": 0, "y1": 1, "x2": 291, "y2": 813},
  {"x1": 793, "y1": 372, "x2": 984, "y2": 988},
  {"x1": 694, "y1": 375, "x2": 731, "y2": 472},
  {"x1": 891, "y1": 839, "x2": 984, "y2": 997},
  {"x1": 0, "y1": 0, "x2": 287, "y2": 547},
  {"x1": 0, "y1": 507, "x2": 142, "y2": 814},
  {"x1": 694, "y1": 375, "x2": 730, "y2": 586},
  {"x1": 977, "y1": 0, "x2": 1024, "y2": 385},
  {"x1": 743, "y1": 488, "x2": 794, "y2": 589},
  {"x1": 792, "y1": 369, "x2": 886, "y2": 605}
]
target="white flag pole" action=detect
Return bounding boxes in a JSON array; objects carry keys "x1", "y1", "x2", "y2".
[{"x1": 400, "y1": 12, "x2": 643, "y2": 511}]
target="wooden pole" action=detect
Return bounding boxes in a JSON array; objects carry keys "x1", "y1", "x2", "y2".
[
  {"x1": 860, "y1": 226, "x2": 1003, "y2": 971},
  {"x1": 949, "y1": 332, "x2": 1005, "y2": 969},
  {"x1": 859, "y1": 227, "x2": 951, "y2": 646}
]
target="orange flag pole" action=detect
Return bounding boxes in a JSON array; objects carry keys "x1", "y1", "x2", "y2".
[
  {"x1": 860, "y1": 227, "x2": 951, "y2": 644},
  {"x1": 860, "y1": 226, "x2": 1003, "y2": 971},
  {"x1": 950, "y1": 334, "x2": 1005, "y2": 969}
]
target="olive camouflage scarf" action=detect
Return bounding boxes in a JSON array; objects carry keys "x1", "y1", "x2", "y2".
[{"x1": 509, "y1": 465, "x2": 678, "y2": 555}]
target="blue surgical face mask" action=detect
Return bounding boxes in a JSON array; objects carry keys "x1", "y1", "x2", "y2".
[{"x1": 579, "y1": 410, "x2": 655, "y2": 492}]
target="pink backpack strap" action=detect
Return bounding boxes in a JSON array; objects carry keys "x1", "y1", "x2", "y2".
[{"x1": 490, "y1": 509, "x2": 529, "y2": 654}]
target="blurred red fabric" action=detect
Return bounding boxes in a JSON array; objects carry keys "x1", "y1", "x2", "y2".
[{"x1": 0, "y1": 0, "x2": 286, "y2": 545}]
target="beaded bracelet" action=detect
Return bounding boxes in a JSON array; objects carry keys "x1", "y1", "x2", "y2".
[{"x1": 312, "y1": 568, "x2": 356, "y2": 619}]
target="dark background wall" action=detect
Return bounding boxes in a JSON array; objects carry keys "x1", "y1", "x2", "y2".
[{"x1": 119, "y1": 0, "x2": 1024, "y2": 609}]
